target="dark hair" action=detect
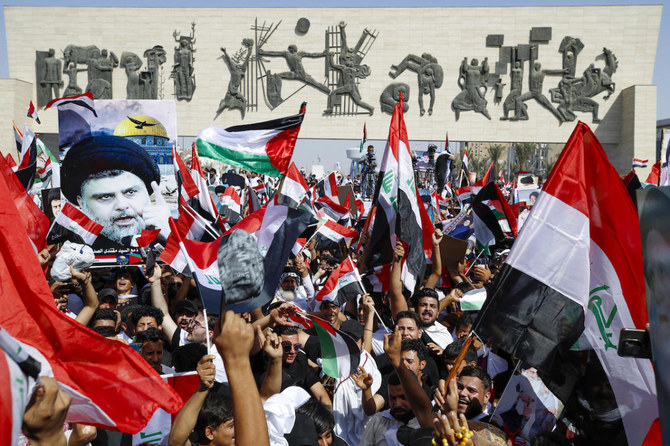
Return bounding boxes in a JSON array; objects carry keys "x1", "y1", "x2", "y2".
[
  {"x1": 401, "y1": 339, "x2": 428, "y2": 362},
  {"x1": 388, "y1": 371, "x2": 401, "y2": 387},
  {"x1": 131, "y1": 306, "x2": 163, "y2": 326},
  {"x1": 443, "y1": 339, "x2": 478, "y2": 363},
  {"x1": 275, "y1": 325, "x2": 299, "y2": 336},
  {"x1": 120, "y1": 304, "x2": 142, "y2": 324},
  {"x1": 92, "y1": 326, "x2": 117, "y2": 337},
  {"x1": 455, "y1": 313, "x2": 476, "y2": 330},
  {"x1": 195, "y1": 392, "x2": 234, "y2": 434},
  {"x1": 91, "y1": 308, "x2": 117, "y2": 325},
  {"x1": 454, "y1": 282, "x2": 474, "y2": 294},
  {"x1": 395, "y1": 310, "x2": 421, "y2": 328},
  {"x1": 135, "y1": 327, "x2": 163, "y2": 345},
  {"x1": 47, "y1": 187, "x2": 61, "y2": 203},
  {"x1": 115, "y1": 266, "x2": 137, "y2": 283},
  {"x1": 296, "y1": 398, "x2": 334, "y2": 436},
  {"x1": 413, "y1": 288, "x2": 438, "y2": 309},
  {"x1": 459, "y1": 365, "x2": 492, "y2": 392},
  {"x1": 172, "y1": 343, "x2": 208, "y2": 373}
]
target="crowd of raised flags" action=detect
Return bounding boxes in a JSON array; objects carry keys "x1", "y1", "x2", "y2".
[{"x1": 0, "y1": 90, "x2": 665, "y2": 446}]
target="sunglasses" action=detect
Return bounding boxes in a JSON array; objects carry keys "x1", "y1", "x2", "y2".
[{"x1": 282, "y1": 343, "x2": 302, "y2": 353}]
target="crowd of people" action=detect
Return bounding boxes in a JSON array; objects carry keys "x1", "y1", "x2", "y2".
[{"x1": 18, "y1": 140, "x2": 629, "y2": 446}]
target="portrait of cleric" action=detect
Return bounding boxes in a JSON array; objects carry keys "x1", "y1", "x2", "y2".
[{"x1": 61, "y1": 135, "x2": 171, "y2": 250}]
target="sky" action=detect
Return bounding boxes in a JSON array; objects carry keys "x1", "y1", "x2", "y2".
[{"x1": 0, "y1": 0, "x2": 667, "y2": 171}]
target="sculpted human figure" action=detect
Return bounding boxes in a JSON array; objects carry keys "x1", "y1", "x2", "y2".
[
  {"x1": 258, "y1": 44, "x2": 329, "y2": 94},
  {"x1": 501, "y1": 61, "x2": 528, "y2": 120},
  {"x1": 517, "y1": 47, "x2": 566, "y2": 122},
  {"x1": 389, "y1": 53, "x2": 443, "y2": 116},
  {"x1": 451, "y1": 57, "x2": 490, "y2": 120},
  {"x1": 41, "y1": 48, "x2": 63, "y2": 102},
  {"x1": 171, "y1": 23, "x2": 197, "y2": 101},
  {"x1": 216, "y1": 39, "x2": 253, "y2": 119},
  {"x1": 324, "y1": 52, "x2": 374, "y2": 116}
]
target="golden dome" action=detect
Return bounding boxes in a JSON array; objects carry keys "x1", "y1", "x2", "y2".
[{"x1": 114, "y1": 115, "x2": 168, "y2": 139}]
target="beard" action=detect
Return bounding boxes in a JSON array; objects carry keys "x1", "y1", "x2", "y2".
[
  {"x1": 463, "y1": 398, "x2": 484, "y2": 420},
  {"x1": 81, "y1": 202, "x2": 145, "y2": 244},
  {"x1": 280, "y1": 289, "x2": 297, "y2": 301},
  {"x1": 390, "y1": 407, "x2": 414, "y2": 424}
]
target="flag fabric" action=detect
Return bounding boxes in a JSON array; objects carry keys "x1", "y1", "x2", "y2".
[
  {"x1": 0, "y1": 163, "x2": 184, "y2": 433},
  {"x1": 471, "y1": 182, "x2": 517, "y2": 252},
  {"x1": 12, "y1": 121, "x2": 22, "y2": 158},
  {"x1": 645, "y1": 160, "x2": 660, "y2": 185},
  {"x1": 35, "y1": 137, "x2": 54, "y2": 182},
  {"x1": 292, "y1": 237, "x2": 307, "y2": 256},
  {"x1": 277, "y1": 163, "x2": 309, "y2": 208},
  {"x1": 4, "y1": 154, "x2": 16, "y2": 170},
  {"x1": 290, "y1": 313, "x2": 359, "y2": 379},
  {"x1": 632, "y1": 158, "x2": 648, "y2": 168},
  {"x1": 219, "y1": 186, "x2": 242, "y2": 225},
  {"x1": 15, "y1": 125, "x2": 38, "y2": 191},
  {"x1": 0, "y1": 326, "x2": 41, "y2": 446},
  {"x1": 136, "y1": 229, "x2": 162, "y2": 248},
  {"x1": 314, "y1": 219, "x2": 359, "y2": 246},
  {"x1": 359, "y1": 122, "x2": 367, "y2": 153},
  {"x1": 368, "y1": 92, "x2": 426, "y2": 292},
  {"x1": 196, "y1": 103, "x2": 306, "y2": 177},
  {"x1": 315, "y1": 195, "x2": 350, "y2": 222},
  {"x1": 462, "y1": 148, "x2": 469, "y2": 171},
  {"x1": 45, "y1": 92, "x2": 97, "y2": 150},
  {"x1": 455, "y1": 186, "x2": 473, "y2": 205},
  {"x1": 190, "y1": 143, "x2": 222, "y2": 229},
  {"x1": 247, "y1": 185, "x2": 262, "y2": 213},
  {"x1": 173, "y1": 146, "x2": 199, "y2": 201},
  {"x1": 177, "y1": 198, "x2": 220, "y2": 242},
  {"x1": 473, "y1": 122, "x2": 657, "y2": 446},
  {"x1": 315, "y1": 257, "x2": 366, "y2": 306},
  {"x1": 317, "y1": 172, "x2": 339, "y2": 201},
  {"x1": 50, "y1": 202, "x2": 103, "y2": 245},
  {"x1": 27, "y1": 100, "x2": 40, "y2": 124},
  {"x1": 361, "y1": 263, "x2": 392, "y2": 293},
  {"x1": 473, "y1": 161, "x2": 494, "y2": 190},
  {"x1": 0, "y1": 156, "x2": 49, "y2": 251}
]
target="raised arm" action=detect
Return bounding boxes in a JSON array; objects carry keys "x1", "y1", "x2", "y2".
[
  {"x1": 259, "y1": 329, "x2": 283, "y2": 402},
  {"x1": 353, "y1": 367, "x2": 385, "y2": 416},
  {"x1": 216, "y1": 311, "x2": 270, "y2": 446},
  {"x1": 168, "y1": 354, "x2": 216, "y2": 446},
  {"x1": 148, "y1": 264, "x2": 178, "y2": 340},
  {"x1": 390, "y1": 242, "x2": 409, "y2": 319},
  {"x1": 424, "y1": 229, "x2": 443, "y2": 290},
  {"x1": 72, "y1": 267, "x2": 98, "y2": 326}
]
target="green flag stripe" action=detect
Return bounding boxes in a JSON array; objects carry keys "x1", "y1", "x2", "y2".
[
  {"x1": 196, "y1": 139, "x2": 283, "y2": 177},
  {"x1": 312, "y1": 320, "x2": 339, "y2": 378}
]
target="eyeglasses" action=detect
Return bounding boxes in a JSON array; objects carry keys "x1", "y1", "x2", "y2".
[{"x1": 282, "y1": 343, "x2": 302, "y2": 353}]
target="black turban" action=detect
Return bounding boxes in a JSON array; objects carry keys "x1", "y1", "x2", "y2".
[{"x1": 61, "y1": 135, "x2": 160, "y2": 203}]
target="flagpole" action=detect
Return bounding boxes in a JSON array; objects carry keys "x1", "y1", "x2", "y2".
[
  {"x1": 179, "y1": 204, "x2": 221, "y2": 240},
  {"x1": 465, "y1": 248, "x2": 486, "y2": 275},
  {"x1": 442, "y1": 332, "x2": 476, "y2": 396},
  {"x1": 203, "y1": 308, "x2": 211, "y2": 352}
]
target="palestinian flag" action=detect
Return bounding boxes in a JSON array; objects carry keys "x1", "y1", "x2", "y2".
[
  {"x1": 314, "y1": 219, "x2": 358, "y2": 246},
  {"x1": 27, "y1": 100, "x2": 40, "y2": 124},
  {"x1": 277, "y1": 162, "x2": 309, "y2": 208},
  {"x1": 368, "y1": 92, "x2": 427, "y2": 292},
  {"x1": 315, "y1": 257, "x2": 365, "y2": 306},
  {"x1": 359, "y1": 122, "x2": 367, "y2": 153},
  {"x1": 471, "y1": 182, "x2": 517, "y2": 252},
  {"x1": 196, "y1": 103, "x2": 306, "y2": 177},
  {"x1": 49, "y1": 202, "x2": 104, "y2": 245},
  {"x1": 290, "y1": 313, "x2": 359, "y2": 379},
  {"x1": 473, "y1": 161, "x2": 494, "y2": 190},
  {"x1": 473, "y1": 122, "x2": 657, "y2": 446}
]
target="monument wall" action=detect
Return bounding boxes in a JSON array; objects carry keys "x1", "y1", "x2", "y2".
[{"x1": 2, "y1": 5, "x2": 662, "y2": 173}]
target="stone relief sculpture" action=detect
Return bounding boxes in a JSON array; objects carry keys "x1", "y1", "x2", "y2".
[
  {"x1": 452, "y1": 57, "x2": 491, "y2": 120},
  {"x1": 388, "y1": 53, "x2": 443, "y2": 116},
  {"x1": 35, "y1": 49, "x2": 63, "y2": 107},
  {"x1": 493, "y1": 77, "x2": 505, "y2": 104},
  {"x1": 324, "y1": 51, "x2": 374, "y2": 116},
  {"x1": 501, "y1": 61, "x2": 527, "y2": 120},
  {"x1": 558, "y1": 36, "x2": 584, "y2": 78},
  {"x1": 257, "y1": 44, "x2": 329, "y2": 94},
  {"x1": 143, "y1": 45, "x2": 167, "y2": 100},
  {"x1": 171, "y1": 22, "x2": 197, "y2": 101},
  {"x1": 63, "y1": 61, "x2": 85, "y2": 97},
  {"x1": 120, "y1": 52, "x2": 143, "y2": 99},
  {"x1": 516, "y1": 46, "x2": 566, "y2": 122},
  {"x1": 380, "y1": 83, "x2": 410, "y2": 115},
  {"x1": 86, "y1": 48, "x2": 118, "y2": 99},
  {"x1": 216, "y1": 39, "x2": 254, "y2": 119}
]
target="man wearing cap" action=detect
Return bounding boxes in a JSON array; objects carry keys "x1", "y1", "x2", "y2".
[
  {"x1": 61, "y1": 135, "x2": 171, "y2": 248},
  {"x1": 173, "y1": 300, "x2": 198, "y2": 333}
]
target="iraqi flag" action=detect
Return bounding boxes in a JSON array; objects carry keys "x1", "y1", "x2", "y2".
[
  {"x1": 190, "y1": 143, "x2": 223, "y2": 230},
  {"x1": 316, "y1": 172, "x2": 339, "y2": 201},
  {"x1": 247, "y1": 185, "x2": 263, "y2": 213},
  {"x1": 219, "y1": 186, "x2": 242, "y2": 225},
  {"x1": 45, "y1": 92, "x2": 97, "y2": 150},
  {"x1": 196, "y1": 103, "x2": 306, "y2": 177},
  {"x1": 173, "y1": 146, "x2": 199, "y2": 201},
  {"x1": 49, "y1": 202, "x2": 103, "y2": 245},
  {"x1": 315, "y1": 257, "x2": 365, "y2": 306},
  {"x1": 177, "y1": 198, "x2": 220, "y2": 242},
  {"x1": 315, "y1": 195, "x2": 350, "y2": 222},
  {"x1": 455, "y1": 186, "x2": 473, "y2": 205},
  {"x1": 368, "y1": 92, "x2": 427, "y2": 292},
  {"x1": 27, "y1": 100, "x2": 40, "y2": 124},
  {"x1": 0, "y1": 162, "x2": 183, "y2": 433},
  {"x1": 290, "y1": 313, "x2": 359, "y2": 379},
  {"x1": 12, "y1": 121, "x2": 22, "y2": 158},
  {"x1": 277, "y1": 162, "x2": 309, "y2": 208},
  {"x1": 632, "y1": 158, "x2": 648, "y2": 168},
  {"x1": 314, "y1": 219, "x2": 359, "y2": 246},
  {"x1": 473, "y1": 122, "x2": 657, "y2": 446},
  {"x1": 462, "y1": 148, "x2": 469, "y2": 172},
  {"x1": 361, "y1": 263, "x2": 392, "y2": 293},
  {"x1": 15, "y1": 125, "x2": 37, "y2": 191}
]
